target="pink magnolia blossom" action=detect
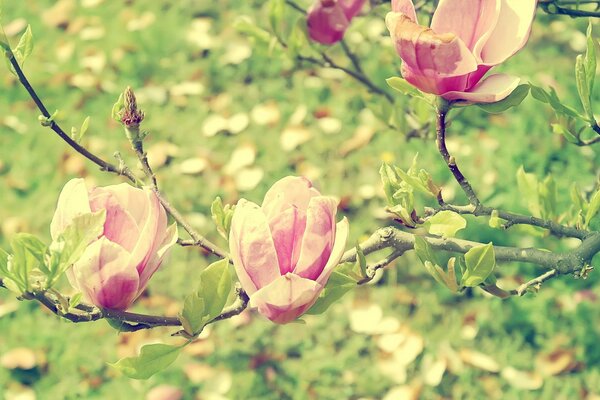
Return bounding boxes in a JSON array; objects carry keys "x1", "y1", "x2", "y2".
[
  {"x1": 229, "y1": 176, "x2": 349, "y2": 324},
  {"x1": 307, "y1": 0, "x2": 366, "y2": 45},
  {"x1": 386, "y1": 0, "x2": 537, "y2": 103},
  {"x1": 51, "y1": 178, "x2": 178, "y2": 310}
]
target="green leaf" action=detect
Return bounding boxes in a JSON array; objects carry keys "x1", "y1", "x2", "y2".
[
  {"x1": 78, "y1": 116, "x2": 90, "y2": 142},
  {"x1": 8, "y1": 234, "x2": 47, "y2": 291},
  {"x1": 585, "y1": 21, "x2": 596, "y2": 95},
  {"x1": 306, "y1": 271, "x2": 356, "y2": 315},
  {"x1": 180, "y1": 259, "x2": 232, "y2": 335},
  {"x1": 380, "y1": 163, "x2": 399, "y2": 205},
  {"x1": 585, "y1": 189, "x2": 600, "y2": 228},
  {"x1": 461, "y1": 243, "x2": 495, "y2": 287},
  {"x1": 210, "y1": 197, "x2": 234, "y2": 239},
  {"x1": 234, "y1": 16, "x2": 272, "y2": 44},
  {"x1": 198, "y1": 258, "x2": 232, "y2": 321},
  {"x1": 110, "y1": 343, "x2": 184, "y2": 380},
  {"x1": 386, "y1": 77, "x2": 422, "y2": 98},
  {"x1": 46, "y1": 210, "x2": 106, "y2": 287},
  {"x1": 539, "y1": 175, "x2": 557, "y2": 220},
  {"x1": 13, "y1": 24, "x2": 33, "y2": 65},
  {"x1": 111, "y1": 93, "x2": 124, "y2": 122},
  {"x1": 551, "y1": 122, "x2": 580, "y2": 144},
  {"x1": 576, "y1": 54, "x2": 594, "y2": 120},
  {"x1": 476, "y1": 84, "x2": 530, "y2": 113},
  {"x1": 179, "y1": 292, "x2": 206, "y2": 336},
  {"x1": 424, "y1": 211, "x2": 467, "y2": 238},
  {"x1": 488, "y1": 210, "x2": 504, "y2": 229},
  {"x1": 69, "y1": 293, "x2": 83, "y2": 309},
  {"x1": 268, "y1": 0, "x2": 285, "y2": 33},
  {"x1": 530, "y1": 85, "x2": 582, "y2": 119},
  {"x1": 516, "y1": 166, "x2": 540, "y2": 217},
  {"x1": 414, "y1": 236, "x2": 442, "y2": 267},
  {"x1": 355, "y1": 243, "x2": 367, "y2": 278}
]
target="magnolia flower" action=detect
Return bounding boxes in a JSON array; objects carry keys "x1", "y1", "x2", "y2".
[
  {"x1": 386, "y1": 0, "x2": 537, "y2": 102},
  {"x1": 307, "y1": 0, "x2": 366, "y2": 45},
  {"x1": 51, "y1": 178, "x2": 178, "y2": 310},
  {"x1": 229, "y1": 176, "x2": 349, "y2": 324}
]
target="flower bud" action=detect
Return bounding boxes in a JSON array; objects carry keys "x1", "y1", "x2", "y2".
[
  {"x1": 307, "y1": 0, "x2": 365, "y2": 45},
  {"x1": 51, "y1": 179, "x2": 178, "y2": 310},
  {"x1": 229, "y1": 176, "x2": 349, "y2": 324}
]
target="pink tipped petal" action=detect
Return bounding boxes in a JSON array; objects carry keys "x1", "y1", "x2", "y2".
[
  {"x1": 316, "y1": 217, "x2": 349, "y2": 286},
  {"x1": 229, "y1": 199, "x2": 281, "y2": 294},
  {"x1": 100, "y1": 183, "x2": 150, "y2": 225},
  {"x1": 431, "y1": 0, "x2": 500, "y2": 56},
  {"x1": 386, "y1": 12, "x2": 478, "y2": 78},
  {"x1": 340, "y1": 0, "x2": 365, "y2": 19},
  {"x1": 88, "y1": 189, "x2": 140, "y2": 253},
  {"x1": 442, "y1": 73, "x2": 520, "y2": 103},
  {"x1": 250, "y1": 273, "x2": 323, "y2": 324},
  {"x1": 137, "y1": 223, "x2": 178, "y2": 291},
  {"x1": 268, "y1": 206, "x2": 307, "y2": 275},
  {"x1": 50, "y1": 178, "x2": 92, "y2": 240},
  {"x1": 294, "y1": 197, "x2": 337, "y2": 280},
  {"x1": 129, "y1": 189, "x2": 164, "y2": 272},
  {"x1": 480, "y1": 0, "x2": 537, "y2": 65},
  {"x1": 262, "y1": 176, "x2": 320, "y2": 219},
  {"x1": 391, "y1": 0, "x2": 417, "y2": 22},
  {"x1": 71, "y1": 238, "x2": 139, "y2": 310}
]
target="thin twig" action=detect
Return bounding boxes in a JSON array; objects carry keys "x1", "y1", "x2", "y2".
[
  {"x1": 357, "y1": 249, "x2": 405, "y2": 285},
  {"x1": 5, "y1": 51, "x2": 142, "y2": 186},
  {"x1": 152, "y1": 188, "x2": 229, "y2": 259},
  {"x1": 435, "y1": 103, "x2": 481, "y2": 208},
  {"x1": 510, "y1": 269, "x2": 559, "y2": 296}
]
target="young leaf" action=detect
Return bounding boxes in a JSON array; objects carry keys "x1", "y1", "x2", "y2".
[
  {"x1": 355, "y1": 243, "x2": 367, "y2": 278},
  {"x1": 211, "y1": 197, "x2": 234, "y2": 239},
  {"x1": 424, "y1": 211, "x2": 467, "y2": 238},
  {"x1": 306, "y1": 271, "x2": 356, "y2": 315},
  {"x1": 9, "y1": 233, "x2": 47, "y2": 291},
  {"x1": 46, "y1": 210, "x2": 106, "y2": 287},
  {"x1": 516, "y1": 166, "x2": 540, "y2": 217},
  {"x1": 576, "y1": 54, "x2": 594, "y2": 121},
  {"x1": 197, "y1": 258, "x2": 231, "y2": 322},
  {"x1": 179, "y1": 259, "x2": 232, "y2": 336},
  {"x1": 179, "y1": 292, "x2": 206, "y2": 336},
  {"x1": 414, "y1": 236, "x2": 442, "y2": 267},
  {"x1": 13, "y1": 24, "x2": 33, "y2": 65},
  {"x1": 585, "y1": 21, "x2": 596, "y2": 94},
  {"x1": 585, "y1": 189, "x2": 600, "y2": 228},
  {"x1": 386, "y1": 77, "x2": 422, "y2": 98},
  {"x1": 110, "y1": 343, "x2": 184, "y2": 380},
  {"x1": 461, "y1": 243, "x2": 495, "y2": 287},
  {"x1": 78, "y1": 116, "x2": 90, "y2": 142},
  {"x1": 476, "y1": 84, "x2": 530, "y2": 114}
]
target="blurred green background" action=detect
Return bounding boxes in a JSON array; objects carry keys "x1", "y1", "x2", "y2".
[{"x1": 1, "y1": 0, "x2": 600, "y2": 399}]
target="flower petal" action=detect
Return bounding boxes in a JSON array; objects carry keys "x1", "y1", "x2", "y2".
[
  {"x1": 340, "y1": 0, "x2": 366, "y2": 19},
  {"x1": 294, "y1": 196, "x2": 337, "y2": 280},
  {"x1": 130, "y1": 188, "x2": 165, "y2": 274},
  {"x1": 70, "y1": 237, "x2": 139, "y2": 310},
  {"x1": 229, "y1": 199, "x2": 281, "y2": 295},
  {"x1": 431, "y1": 0, "x2": 500, "y2": 57},
  {"x1": 391, "y1": 0, "x2": 417, "y2": 22},
  {"x1": 268, "y1": 206, "x2": 307, "y2": 275},
  {"x1": 386, "y1": 12, "x2": 478, "y2": 78},
  {"x1": 250, "y1": 273, "x2": 323, "y2": 324},
  {"x1": 262, "y1": 176, "x2": 320, "y2": 219},
  {"x1": 480, "y1": 0, "x2": 537, "y2": 65},
  {"x1": 88, "y1": 189, "x2": 140, "y2": 253},
  {"x1": 50, "y1": 178, "x2": 92, "y2": 240},
  {"x1": 137, "y1": 222, "x2": 178, "y2": 292},
  {"x1": 315, "y1": 217, "x2": 349, "y2": 286},
  {"x1": 100, "y1": 183, "x2": 150, "y2": 225},
  {"x1": 442, "y1": 73, "x2": 520, "y2": 103}
]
